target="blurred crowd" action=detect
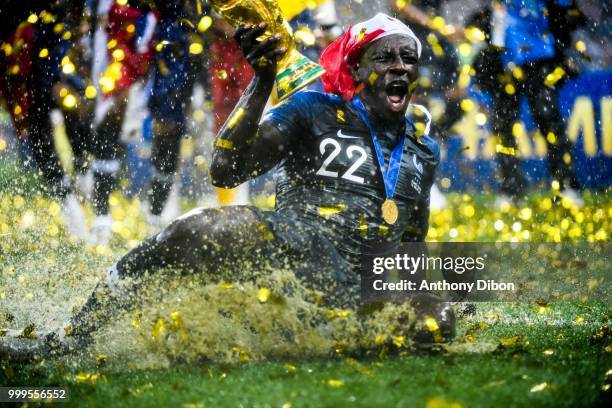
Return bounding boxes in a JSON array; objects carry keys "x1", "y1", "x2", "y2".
[{"x1": 0, "y1": 0, "x2": 609, "y2": 245}]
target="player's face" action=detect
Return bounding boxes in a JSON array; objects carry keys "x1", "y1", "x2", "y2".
[{"x1": 354, "y1": 35, "x2": 419, "y2": 123}]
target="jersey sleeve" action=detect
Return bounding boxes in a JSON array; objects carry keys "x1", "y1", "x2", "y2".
[
  {"x1": 419, "y1": 134, "x2": 441, "y2": 165},
  {"x1": 260, "y1": 90, "x2": 335, "y2": 136}
]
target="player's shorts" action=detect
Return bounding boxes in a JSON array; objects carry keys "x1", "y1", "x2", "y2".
[{"x1": 251, "y1": 206, "x2": 361, "y2": 309}]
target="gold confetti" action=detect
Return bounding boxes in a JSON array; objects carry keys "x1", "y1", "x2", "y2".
[
  {"x1": 96, "y1": 354, "x2": 108, "y2": 366},
  {"x1": 357, "y1": 28, "x2": 367, "y2": 42},
  {"x1": 425, "y1": 397, "x2": 464, "y2": 408},
  {"x1": 62, "y1": 94, "x2": 77, "y2": 109},
  {"x1": 337, "y1": 109, "x2": 346, "y2": 123},
  {"x1": 409, "y1": 79, "x2": 418, "y2": 92},
  {"x1": 496, "y1": 144, "x2": 517, "y2": 156},
  {"x1": 257, "y1": 288, "x2": 271, "y2": 303},
  {"x1": 501, "y1": 335, "x2": 523, "y2": 347},
  {"x1": 227, "y1": 108, "x2": 245, "y2": 129},
  {"x1": 368, "y1": 72, "x2": 378, "y2": 85},
  {"x1": 423, "y1": 316, "x2": 443, "y2": 343},
  {"x1": 198, "y1": 16, "x2": 213, "y2": 32},
  {"x1": 152, "y1": 318, "x2": 167, "y2": 340},
  {"x1": 326, "y1": 379, "x2": 344, "y2": 387},
  {"x1": 216, "y1": 70, "x2": 228, "y2": 80},
  {"x1": 189, "y1": 42, "x2": 203, "y2": 55},
  {"x1": 359, "y1": 213, "x2": 368, "y2": 237},
  {"x1": 530, "y1": 382, "x2": 550, "y2": 392},
  {"x1": 544, "y1": 67, "x2": 566, "y2": 88},
  {"x1": 294, "y1": 27, "x2": 316, "y2": 46},
  {"x1": 378, "y1": 224, "x2": 389, "y2": 235},
  {"x1": 85, "y1": 85, "x2": 97, "y2": 99},
  {"x1": 460, "y1": 99, "x2": 475, "y2": 112},
  {"x1": 393, "y1": 336, "x2": 405, "y2": 348},
  {"x1": 465, "y1": 26, "x2": 486, "y2": 43},
  {"x1": 318, "y1": 204, "x2": 346, "y2": 217},
  {"x1": 112, "y1": 48, "x2": 125, "y2": 62}
]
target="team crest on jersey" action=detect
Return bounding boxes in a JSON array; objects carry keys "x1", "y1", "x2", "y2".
[{"x1": 413, "y1": 155, "x2": 424, "y2": 174}]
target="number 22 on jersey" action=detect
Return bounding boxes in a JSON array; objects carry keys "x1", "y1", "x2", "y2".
[{"x1": 315, "y1": 137, "x2": 367, "y2": 184}]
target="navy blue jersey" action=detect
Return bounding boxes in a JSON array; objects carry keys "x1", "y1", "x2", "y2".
[{"x1": 261, "y1": 91, "x2": 439, "y2": 263}]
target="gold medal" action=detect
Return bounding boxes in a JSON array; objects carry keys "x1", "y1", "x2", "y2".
[{"x1": 381, "y1": 199, "x2": 398, "y2": 224}]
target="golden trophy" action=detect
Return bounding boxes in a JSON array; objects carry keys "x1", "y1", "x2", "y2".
[{"x1": 208, "y1": 0, "x2": 325, "y2": 102}]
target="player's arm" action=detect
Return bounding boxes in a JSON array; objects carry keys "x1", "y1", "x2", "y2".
[{"x1": 210, "y1": 23, "x2": 289, "y2": 188}]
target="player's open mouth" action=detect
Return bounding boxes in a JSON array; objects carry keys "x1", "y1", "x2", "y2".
[{"x1": 385, "y1": 81, "x2": 409, "y2": 112}]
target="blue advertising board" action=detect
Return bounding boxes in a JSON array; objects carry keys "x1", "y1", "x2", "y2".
[{"x1": 439, "y1": 71, "x2": 611, "y2": 191}]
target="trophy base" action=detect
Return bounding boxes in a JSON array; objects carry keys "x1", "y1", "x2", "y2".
[{"x1": 273, "y1": 49, "x2": 325, "y2": 103}]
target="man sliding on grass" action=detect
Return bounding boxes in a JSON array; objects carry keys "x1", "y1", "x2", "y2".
[{"x1": 2, "y1": 14, "x2": 455, "y2": 360}]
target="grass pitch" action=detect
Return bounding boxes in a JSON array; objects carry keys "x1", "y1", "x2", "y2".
[{"x1": 0, "y1": 162, "x2": 610, "y2": 407}]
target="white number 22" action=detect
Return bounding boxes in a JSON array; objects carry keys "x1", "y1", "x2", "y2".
[{"x1": 315, "y1": 138, "x2": 366, "y2": 183}]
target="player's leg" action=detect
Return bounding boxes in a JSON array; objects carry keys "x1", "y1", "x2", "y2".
[
  {"x1": 53, "y1": 206, "x2": 302, "y2": 349},
  {"x1": 63, "y1": 105, "x2": 93, "y2": 175},
  {"x1": 0, "y1": 206, "x2": 271, "y2": 360},
  {"x1": 491, "y1": 85, "x2": 527, "y2": 200},
  {"x1": 90, "y1": 91, "x2": 129, "y2": 244},
  {"x1": 524, "y1": 61, "x2": 580, "y2": 192},
  {"x1": 148, "y1": 120, "x2": 182, "y2": 218},
  {"x1": 147, "y1": 23, "x2": 196, "y2": 222},
  {"x1": 27, "y1": 87, "x2": 69, "y2": 198}
]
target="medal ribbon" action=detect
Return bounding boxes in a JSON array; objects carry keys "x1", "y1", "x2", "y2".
[{"x1": 350, "y1": 97, "x2": 406, "y2": 200}]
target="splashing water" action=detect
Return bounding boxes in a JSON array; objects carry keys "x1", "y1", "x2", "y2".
[
  {"x1": 0, "y1": 192, "x2": 418, "y2": 367},
  {"x1": 91, "y1": 270, "x2": 416, "y2": 368},
  {"x1": 2, "y1": 189, "x2": 609, "y2": 368}
]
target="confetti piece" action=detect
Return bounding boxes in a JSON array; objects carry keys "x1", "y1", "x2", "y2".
[
  {"x1": 544, "y1": 67, "x2": 566, "y2": 88},
  {"x1": 197, "y1": 15, "x2": 213, "y2": 33},
  {"x1": 530, "y1": 382, "x2": 550, "y2": 392},
  {"x1": 294, "y1": 27, "x2": 316, "y2": 46},
  {"x1": 425, "y1": 397, "x2": 464, "y2": 408},
  {"x1": 227, "y1": 108, "x2": 245, "y2": 129},
  {"x1": 409, "y1": 79, "x2": 418, "y2": 92},
  {"x1": 318, "y1": 204, "x2": 346, "y2": 217},
  {"x1": 496, "y1": 145, "x2": 517, "y2": 156},
  {"x1": 337, "y1": 110, "x2": 346, "y2": 123},
  {"x1": 368, "y1": 72, "x2": 378, "y2": 85},
  {"x1": 257, "y1": 288, "x2": 271, "y2": 303},
  {"x1": 189, "y1": 42, "x2": 203, "y2": 55},
  {"x1": 326, "y1": 379, "x2": 344, "y2": 387},
  {"x1": 96, "y1": 354, "x2": 108, "y2": 366},
  {"x1": 216, "y1": 70, "x2": 228, "y2": 80}
]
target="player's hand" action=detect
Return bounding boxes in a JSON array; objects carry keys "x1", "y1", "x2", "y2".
[{"x1": 234, "y1": 23, "x2": 286, "y2": 77}]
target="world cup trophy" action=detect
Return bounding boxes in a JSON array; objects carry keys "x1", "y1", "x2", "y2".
[{"x1": 208, "y1": 0, "x2": 325, "y2": 103}]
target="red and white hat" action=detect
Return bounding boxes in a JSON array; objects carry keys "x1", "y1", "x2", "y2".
[{"x1": 319, "y1": 13, "x2": 421, "y2": 101}]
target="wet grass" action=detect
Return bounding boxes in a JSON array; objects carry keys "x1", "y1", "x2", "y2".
[
  {"x1": 3, "y1": 302, "x2": 610, "y2": 407},
  {"x1": 1, "y1": 162, "x2": 611, "y2": 407}
]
